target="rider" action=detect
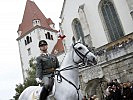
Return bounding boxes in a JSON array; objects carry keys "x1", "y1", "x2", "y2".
[{"x1": 36, "y1": 40, "x2": 60, "y2": 100}]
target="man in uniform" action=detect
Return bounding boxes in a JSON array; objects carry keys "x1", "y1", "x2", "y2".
[{"x1": 36, "y1": 40, "x2": 60, "y2": 100}]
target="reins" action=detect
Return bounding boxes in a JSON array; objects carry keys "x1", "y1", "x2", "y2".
[
  {"x1": 55, "y1": 69, "x2": 80, "y2": 100},
  {"x1": 54, "y1": 42, "x2": 94, "y2": 100},
  {"x1": 54, "y1": 63, "x2": 95, "y2": 100}
]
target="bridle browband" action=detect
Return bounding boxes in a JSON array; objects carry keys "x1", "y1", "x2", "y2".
[{"x1": 55, "y1": 42, "x2": 91, "y2": 100}]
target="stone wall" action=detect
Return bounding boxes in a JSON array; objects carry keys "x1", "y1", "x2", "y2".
[
  {"x1": 99, "y1": 39, "x2": 133, "y2": 82},
  {"x1": 79, "y1": 34, "x2": 133, "y2": 99}
]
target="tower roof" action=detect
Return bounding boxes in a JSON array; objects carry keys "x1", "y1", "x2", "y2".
[
  {"x1": 18, "y1": 0, "x2": 57, "y2": 36},
  {"x1": 51, "y1": 39, "x2": 65, "y2": 55}
]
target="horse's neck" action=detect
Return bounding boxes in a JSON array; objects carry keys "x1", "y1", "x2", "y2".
[
  {"x1": 60, "y1": 51, "x2": 79, "y2": 85},
  {"x1": 61, "y1": 51, "x2": 74, "y2": 67}
]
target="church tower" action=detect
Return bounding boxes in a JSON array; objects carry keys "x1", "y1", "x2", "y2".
[{"x1": 16, "y1": 0, "x2": 64, "y2": 79}]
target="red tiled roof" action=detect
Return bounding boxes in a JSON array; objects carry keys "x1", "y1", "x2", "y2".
[
  {"x1": 51, "y1": 39, "x2": 65, "y2": 55},
  {"x1": 47, "y1": 18, "x2": 54, "y2": 25},
  {"x1": 18, "y1": 0, "x2": 56, "y2": 36}
]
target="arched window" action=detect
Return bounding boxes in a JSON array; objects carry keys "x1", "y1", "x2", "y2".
[
  {"x1": 30, "y1": 37, "x2": 32, "y2": 42},
  {"x1": 126, "y1": 0, "x2": 133, "y2": 19},
  {"x1": 32, "y1": 19, "x2": 41, "y2": 26},
  {"x1": 51, "y1": 35, "x2": 53, "y2": 40},
  {"x1": 45, "y1": 34, "x2": 48, "y2": 39},
  {"x1": 27, "y1": 48, "x2": 31, "y2": 55},
  {"x1": 72, "y1": 18, "x2": 85, "y2": 44},
  {"x1": 100, "y1": 0, "x2": 124, "y2": 41},
  {"x1": 131, "y1": 12, "x2": 133, "y2": 19},
  {"x1": 47, "y1": 32, "x2": 51, "y2": 39},
  {"x1": 25, "y1": 36, "x2": 32, "y2": 45},
  {"x1": 26, "y1": 36, "x2": 30, "y2": 44},
  {"x1": 25, "y1": 40, "x2": 27, "y2": 45},
  {"x1": 45, "y1": 32, "x2": 53, "y2": 40}
]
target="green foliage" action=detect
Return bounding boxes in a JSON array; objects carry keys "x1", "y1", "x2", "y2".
[{"x1": 13, "y1": 58, "x2": 38, "y2": 100}]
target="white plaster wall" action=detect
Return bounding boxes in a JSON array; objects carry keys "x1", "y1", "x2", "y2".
[
  {"x1": 35, "y1": 28, "x2": 58, "y2": 53},
  {"x1": 18, "y1": 28, "x2": 59, "y2": 78},
  {"x1": 83, "y1": 0, "x2": 108, "y2": 47},
  {"x1": 60, "y1": 0, "x2": 133, "y2": 49},
  {"x1": 61, "y1": 0, "x2": 80, "y2": 50},
  {"x1": 61, "y1": 0, "x2": 108, "y2": 49}
]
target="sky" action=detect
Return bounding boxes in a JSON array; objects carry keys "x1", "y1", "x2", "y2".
[{"x1": 0, "y1": 0, "x2": 63, "y2": 99}]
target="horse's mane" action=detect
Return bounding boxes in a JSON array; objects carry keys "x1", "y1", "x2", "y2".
[{"x1": 64, "y1": 44, "x2": 74, "y2": 53}]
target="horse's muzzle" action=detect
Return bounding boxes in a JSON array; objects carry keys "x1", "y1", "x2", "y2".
[
  {"x1": 93, "y1": 58, "x2": 97, "y2": 65},
  {"x1": 87, "y1": 58, "x2": 97, "y2": 65}
]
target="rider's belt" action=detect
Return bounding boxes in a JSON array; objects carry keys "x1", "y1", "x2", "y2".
[{"x1": 43, "y1": 68, "x2": 55, "y2": 74}]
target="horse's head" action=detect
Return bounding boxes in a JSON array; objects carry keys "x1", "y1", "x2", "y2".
[{"x1": 72, "y1": 42, "x2": 97, "y2": 65}]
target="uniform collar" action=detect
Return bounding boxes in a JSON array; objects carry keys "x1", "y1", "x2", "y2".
[{"x1": 41, "y1": 53, "x2": 49, "y2": 56}]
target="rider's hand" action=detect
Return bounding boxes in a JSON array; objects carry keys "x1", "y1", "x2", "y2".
[{"x1": 36, "y1": 78, "x2": 42, "y2": 83}]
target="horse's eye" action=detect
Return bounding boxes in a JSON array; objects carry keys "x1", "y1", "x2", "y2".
[{"x1": 78, "y1": 47, "x2": 82, "y2": 50}]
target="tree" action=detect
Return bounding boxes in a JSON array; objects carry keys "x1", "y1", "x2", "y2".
[{"x1": 13, "y1": 58, "x2": 38, "y2": 100}]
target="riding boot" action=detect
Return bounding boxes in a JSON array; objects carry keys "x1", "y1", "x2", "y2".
[{"x1": 39, "y1": 86, "x2": 49, "y2": 100}]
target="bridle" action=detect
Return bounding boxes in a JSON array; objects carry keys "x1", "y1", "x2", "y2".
[
  {"x1": 72, "y1": 42, "x2": 90, "y2": 65},
  {"x1": 55, "y1": 42, "x2": 92, "y2": 100}
]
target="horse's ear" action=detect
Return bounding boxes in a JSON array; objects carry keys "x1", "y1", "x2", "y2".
[
  {"x1": 77, "y1": 39, "x2": 81, "y2": 43},
  {"x1": 72, "y1": 36, "x2": 76, "y2": 44},
  {"x1": 72, "y1": 36, "x2": 82, "y2": 44},
  {"x1": 77, "y1": 37, "x2": 82, "y2": 43}
]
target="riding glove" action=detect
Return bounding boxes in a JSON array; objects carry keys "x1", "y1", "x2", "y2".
[{"x1": 36, "y1": 78, "x2": 42, "y2": 83}]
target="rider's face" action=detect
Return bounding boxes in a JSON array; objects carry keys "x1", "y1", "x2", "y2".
[{"x1": 40, "y1": 45, "x2": 48, "y2": 53}]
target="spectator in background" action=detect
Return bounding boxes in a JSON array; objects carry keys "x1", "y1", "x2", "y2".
[
  {"x1": 82, "y1": 95, "x2": 88, "y2": 100},
  {"x1": 122, "y1": 82, "x2": 132, "y2": 100}
]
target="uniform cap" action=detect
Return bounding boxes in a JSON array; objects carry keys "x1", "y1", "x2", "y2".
[{"x1": 39, "y1": 40, "x2": 48, "y2": 47}]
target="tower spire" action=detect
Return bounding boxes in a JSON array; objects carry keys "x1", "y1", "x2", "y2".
[{"x1": 17, "y1": 0, "x2": 56, "y2": 37}]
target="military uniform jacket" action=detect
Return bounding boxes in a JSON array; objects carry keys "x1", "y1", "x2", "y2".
[{"x1": 36, "y1": 53, "x2": 59, "y2": 80}]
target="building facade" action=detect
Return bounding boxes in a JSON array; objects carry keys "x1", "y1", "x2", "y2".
[
  {"x1": 17, "y1": 0, "x2": 64, "y2": 80},
  {"x1": 59, "y1": 0, "x2": 133, "y2": 98}
]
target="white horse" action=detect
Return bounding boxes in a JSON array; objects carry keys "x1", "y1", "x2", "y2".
[{"x1": 19, "y1": 41, "x2": 97, "y2": 100}]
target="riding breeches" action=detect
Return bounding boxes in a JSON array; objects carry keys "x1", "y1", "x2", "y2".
[{"x1": 42, "y1": 75, "x2": 54, "y2": 91}]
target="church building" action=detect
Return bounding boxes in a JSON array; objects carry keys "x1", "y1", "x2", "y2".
[
  {"x1": 16, "y1": 0, "x2": 64, "y2": 79},
  {"x1": 59, "y1": 0, "x2": 133, "y2": 98}
]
